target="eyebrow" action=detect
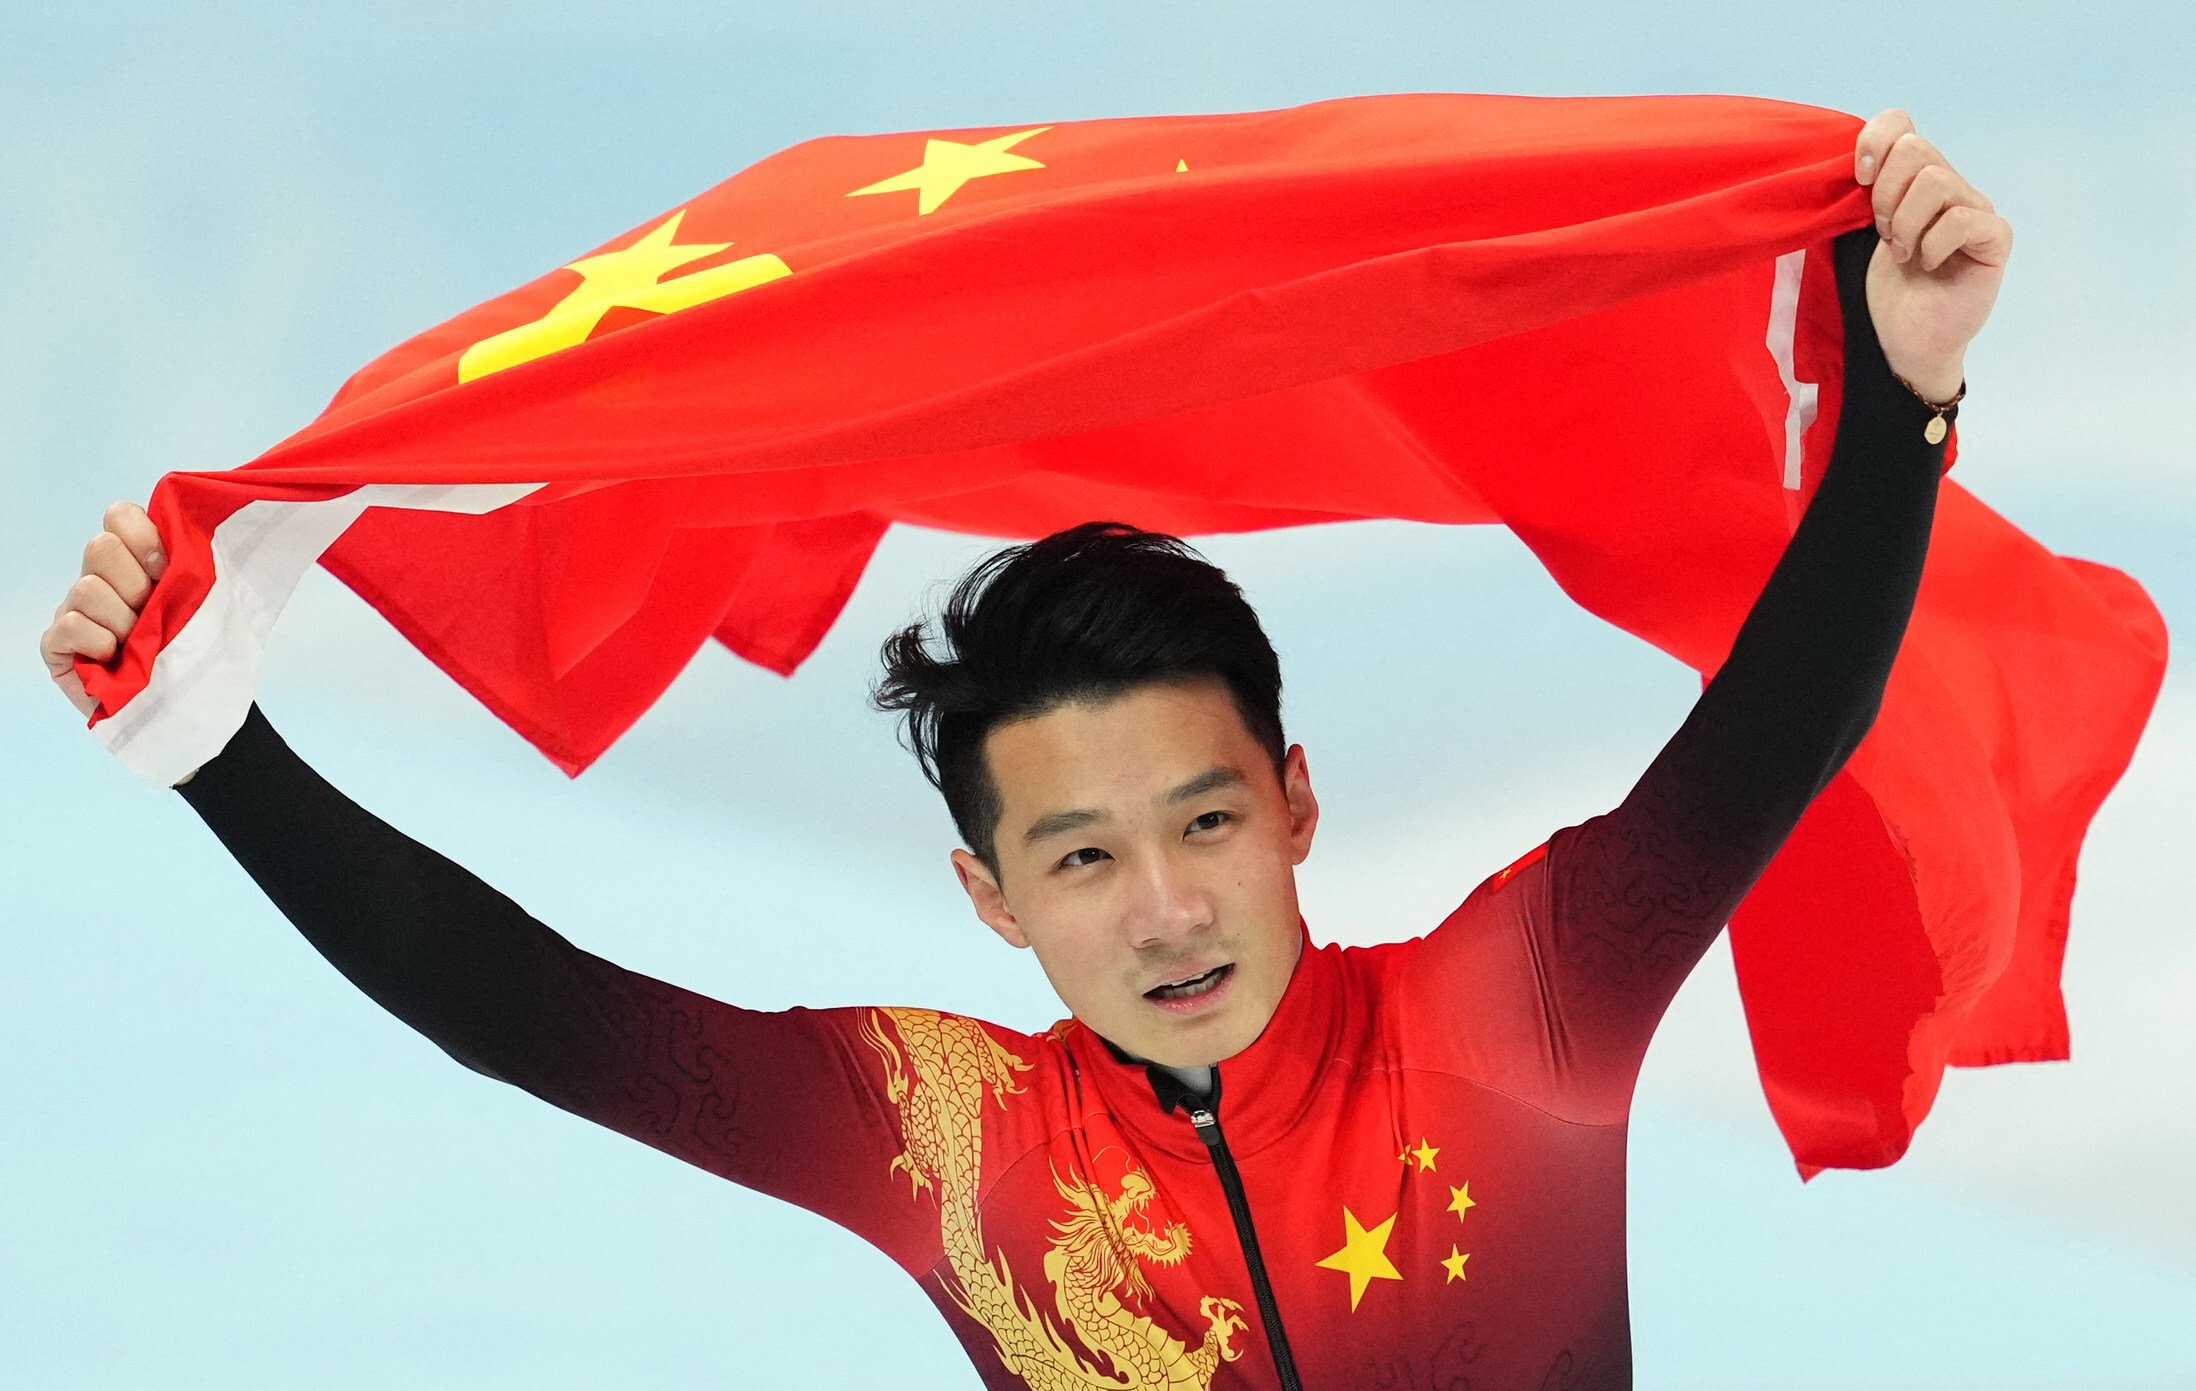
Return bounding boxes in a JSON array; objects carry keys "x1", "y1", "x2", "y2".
[{"x1": 1021, "y1": 765, "x2": 1249, "y2": 849}]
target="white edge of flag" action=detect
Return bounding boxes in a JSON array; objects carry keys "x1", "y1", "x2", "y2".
[
  {"x1": 1767, "y1": 247, "x2": 1821, "y2": 492},
  {"x1": 97, "y1": 481, "x2": 550, "y2": 788}
]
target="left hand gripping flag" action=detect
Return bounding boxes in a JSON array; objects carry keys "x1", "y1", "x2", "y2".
[{"x1": 80, "y1": 93, "x2": 2165, "y2": 1177}]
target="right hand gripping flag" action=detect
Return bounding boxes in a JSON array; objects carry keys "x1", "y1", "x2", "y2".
[{"x1": 79, "y1": 92, "x2": 2167, "y2": 1176}]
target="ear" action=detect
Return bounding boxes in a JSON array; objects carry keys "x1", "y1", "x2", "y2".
[
  {"x1": 951, "y1": 847, "x2": 1031, "y2": 949},
  {"x1": 1282, "y1": 743, "x2": 1320, "y2": 866}
]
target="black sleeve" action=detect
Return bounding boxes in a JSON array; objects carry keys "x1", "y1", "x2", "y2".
[
  {"x1": 171, "y1": 703, "x2": 945, "y2": 1271},
  {"x1": 1535, "y1": 222, "x2": 1957, "y2": 1072},
  {"x1": 174, "y1": 702, "x2": 637, "y2": 1090}
]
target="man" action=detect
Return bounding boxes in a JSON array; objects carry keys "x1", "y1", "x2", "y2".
[{"x1": 43, "y1": 107, "x2": 2007, "y2": 1388}]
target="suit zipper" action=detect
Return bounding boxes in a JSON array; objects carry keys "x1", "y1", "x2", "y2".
[{"x1": 1186, "y1": 1096, "x2": 1305, "y2": 1391}]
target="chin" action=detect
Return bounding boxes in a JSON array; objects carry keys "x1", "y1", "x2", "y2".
[{"x1": 1130, "y1": 982, "x2": 1268, "y2": 1067}]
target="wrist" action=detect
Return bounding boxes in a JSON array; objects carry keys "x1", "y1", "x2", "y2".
[
  {"x1": 1868, "y1": 355, "x2": 1965, "y2": 452},
  {"x1": 1883, "y1": 355, "x2": 1966, "y2": 406}
]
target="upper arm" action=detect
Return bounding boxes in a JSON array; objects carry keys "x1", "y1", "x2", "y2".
[
  {"x1": 489, "y1": 946, "x2": 946, "y2": 1274},
  {"x1": 175, "y1": 702, "x2": 942, "y2": 1274},
  {"x1": 1390, "y1": 815, "x2": 1746, "y2": 1125},
  {"x1": 1533, "y1": 776, "x2": 1762, "y2": 1096}
]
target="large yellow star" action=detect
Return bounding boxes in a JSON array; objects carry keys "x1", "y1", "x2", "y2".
[
  {"x1": 1412, "y1": 1138, "x2": 1440, "y2": 1172},
  {"x1": 1446, "y1": 1183, "x2": 1477, "y2": 1220},
  {"x1": 1440, "y1": 1245, "x2": 1471, "y2": 1284},
  {"x1": 458, "y1": 210, "x2": 789, "y2": 382},
  {"x1": 1314, "y1": 1207, "x2": 1403, "y2": 1312},
  {"x1": 847, "y1": 127, "x2": 1051, "y2": 215}
]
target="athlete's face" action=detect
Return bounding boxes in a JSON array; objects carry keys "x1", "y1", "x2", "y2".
[{"x1": 949, "y1": 674, "x2": 1319, "y2": 1068}]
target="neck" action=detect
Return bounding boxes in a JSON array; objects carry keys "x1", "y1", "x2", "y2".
[{"x1": 1118, "y1": 1047, "x2": 1216, "y2": 1096}]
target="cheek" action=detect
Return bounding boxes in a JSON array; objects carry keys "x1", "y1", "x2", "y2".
[
  {"x1": 1026, "y1": 903, "x2": 1121, "y2": 981},
  {"x1": 1225, "y1": 824, "x2": 1296, "y2": 891}
]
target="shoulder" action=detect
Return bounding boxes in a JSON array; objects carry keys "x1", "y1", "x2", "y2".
[
  {"x1": 832, "y1": 1002, "x2": 1057, "y2": 1060},
  {"x1": 1378, "y1": 837, "x2": 1556, "y2": 962}
]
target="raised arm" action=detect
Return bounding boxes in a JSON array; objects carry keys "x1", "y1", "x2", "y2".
[
  {"x1": 172, "y1": 701, "x2": 667, "y2": 1094},
  {"x1": 1521, "y1": 113, "x2": 2011, "y2": 1099},
  {"x1": 43, "y1": 519, "x2": 939, "y2": 1272},
  {"x1": 1533, "y1": 220, "x2": 1950, "y2": 1065}
]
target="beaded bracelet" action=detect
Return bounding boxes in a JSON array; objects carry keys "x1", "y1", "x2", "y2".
[{"x1": 1887, "y1": 368, "x2": 1966, "y2": 445}]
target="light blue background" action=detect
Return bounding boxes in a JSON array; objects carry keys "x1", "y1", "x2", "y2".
[{"x1": 4, "y1": 4, "x2": 2191, "y2": 1387}]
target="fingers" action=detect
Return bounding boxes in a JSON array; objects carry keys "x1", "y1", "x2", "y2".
[
  {"x1": 91, "y1": 500, "x2": 166, "y2": 602},
  {"x1": 41, "y1": 606, "x2": 115, "y2": 720},
  {"x1": 1886, "y1": 158, "x2": 1983, "y2": 264},
  {"x1": 1855, "y1": 108, "x2": 1999, "y2": 266},
  {"x1": 43, "y1": 568, "x2": 136, "y2": 678},
  {"x1": 1854, "y1": 107, "x2": 1916, "y2": 185},
  {"x1": 42, "y1": 607, "x2": 120, "y2": 673},
  {"x1": 60, "y1": 570, "x2": 140, "y2": 636},
  {"x1": 1916, "y1": 202, "x2": 2015, "y2": 273},
  {"x1": 80, "y1": 528, "x2": 154, "y2": 612},
  {"x1": 43, "y1": 500, "x2": 160, "y2": 693},
  {"x1": 1872, "y1": 129, "x2": 1956, "y2": 241},
  {"x1": 103, "y1": 499, "x2": 166, "y2": 572}
]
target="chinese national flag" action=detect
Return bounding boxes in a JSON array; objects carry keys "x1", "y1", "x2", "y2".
[{"x1": 78, "y1": 92, "x2": 2166, "y2": 1175}]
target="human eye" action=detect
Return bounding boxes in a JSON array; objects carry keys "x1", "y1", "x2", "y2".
[
  {"x1": 1188, "y1": 810, "x2": 1232, "y2": 835},
  {"x1": 1058, "y1": 846, "x2": 1110, "y2": 871}
]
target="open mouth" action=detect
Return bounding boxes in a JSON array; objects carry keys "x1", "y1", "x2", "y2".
[{"x1": 1144, "y1": 963, "x2": 1234, "y2": 1001}]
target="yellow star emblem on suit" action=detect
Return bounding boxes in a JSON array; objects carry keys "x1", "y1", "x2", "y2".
[
  {"x1": 847, "y1": 127, "x2": 1051, "y2": 215},
  {"x1": 1446, "y1": 1183, "x2": 1477, "y2": 1220},
  {"x1": 1412, "y1": 1138, "x2": 1439, "y2": 1172},
  {"x1": 1440, "y1": 1245, "x2": 1470, "y2": 1284},
  {"x1": 1315, "y1": 1207, "x2": 1403, "y2": 1311}
]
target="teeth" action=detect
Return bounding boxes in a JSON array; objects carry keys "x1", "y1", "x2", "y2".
[{"x1": 1149, "y1": 966, "x2": 1226, "y2": 1000}]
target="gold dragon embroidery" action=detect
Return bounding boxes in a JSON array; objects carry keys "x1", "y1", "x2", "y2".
[{"x1": 859, "y1": 1007, "x2": 1247, "y2": 1389}]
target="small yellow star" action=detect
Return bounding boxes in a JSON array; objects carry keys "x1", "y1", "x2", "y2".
[
  {"x1": 847, "y1": 127, "x2": 1051, "y2": 215},
  {"x1": 1176, "y1": 158, "x2": 1189, "y2": 172},
  {"x1": 1446, "y1": 1183, "x2": 1477, "y2": 1220},
  {"x1": 1397, "y1": 1147, "x2": 1412, "y2": 1165},
  {"x1": 1440, "y1": 1245, "x2": 1470, "y2": 1284},
  {"x1": 1314, "y1": 1207, "x2": 1403, "y2": 1312},
  {"x1": 1412, "y1": 1138, "x2": 1439, "y2": 1172}
]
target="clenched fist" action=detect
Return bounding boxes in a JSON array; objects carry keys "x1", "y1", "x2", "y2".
[
  {"x1": 1854, "y1": 106, "x2": 2013, "y2": 403},
  {"x1": 39, "y1": 500, "x2": 192, "y2": 784}
]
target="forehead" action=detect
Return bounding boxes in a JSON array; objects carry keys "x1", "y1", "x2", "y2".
[{"x1": 983, "y1": 676, "x2": 1262, "y2": 813}]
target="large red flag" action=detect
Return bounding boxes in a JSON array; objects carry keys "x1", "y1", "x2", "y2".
[{"x1": 78, "y1": 92, "x2": 2166, "y2": 1175}]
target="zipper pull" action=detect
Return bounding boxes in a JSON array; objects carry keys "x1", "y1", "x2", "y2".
[{"x1": 1187, "y1": 1107, "x2": 1222, "y2": 1145}]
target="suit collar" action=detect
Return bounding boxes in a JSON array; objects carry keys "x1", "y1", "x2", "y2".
[{"x1": 1061, "y1": 914, "x2": 1341, "y2": 1162}]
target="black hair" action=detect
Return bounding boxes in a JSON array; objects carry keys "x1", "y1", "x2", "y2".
[{"x1": 870, "y1": 520, "x2": 1287, "y2": 880}]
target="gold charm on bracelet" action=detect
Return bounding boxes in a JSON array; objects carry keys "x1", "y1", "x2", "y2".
[{"x1": 1888, "y1": 367, "x2": 1965, "y2": 446}]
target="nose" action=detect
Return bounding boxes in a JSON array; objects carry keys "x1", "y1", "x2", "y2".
[{"x1": 1123, "y1": 845, "x2": 1215, "y2": 952}]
